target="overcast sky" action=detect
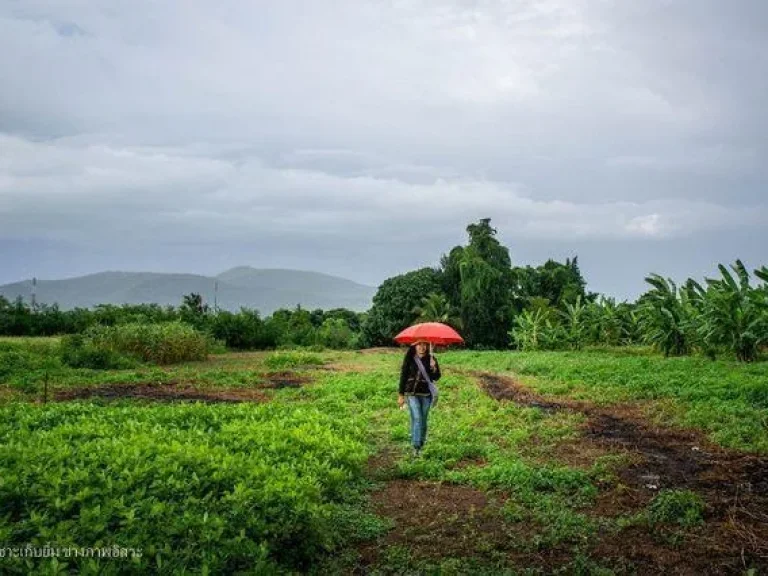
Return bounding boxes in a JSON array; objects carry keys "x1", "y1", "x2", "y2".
[{"x1": 1, "y1": 0, "x2": 766, "y2": 300}]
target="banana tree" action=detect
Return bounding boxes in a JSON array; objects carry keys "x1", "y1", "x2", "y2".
[
  {"x1": 560, "y1": 295, "x2": 587, "y2": 350},
  {"x1": 510, "y1": 308, "x2": 561, "y2": 351},
  {"x1": 638, "y1": 275, "x2": 694, "y2": 357},
  {"x1": 412, "y1": 292, "x2": 462, "y2": 330},
  {"x1": 698, "y1": 261, "x2": 768, "y2": 362},
  {"x1": 617, "y1": 303, "x2": 643, "y2": 346},
  {"x1": 597, "y1": 297, "x2": 623, "y2": 346}
]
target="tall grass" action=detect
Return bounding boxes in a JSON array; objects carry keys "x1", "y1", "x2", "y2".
[{"x1": 85, "y1": 322, "x2": 209, "y2": 365}]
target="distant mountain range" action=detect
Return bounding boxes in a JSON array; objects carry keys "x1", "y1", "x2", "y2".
[{"x1": 0, "y1": 267, "x2": 376, "y2": 314}]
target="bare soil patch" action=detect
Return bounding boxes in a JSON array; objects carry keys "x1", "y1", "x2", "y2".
[
  {"x1": 449, "y1": 456, "x2": 489, "y2": 470},
  {"x1": 54, "y1": 371, "x2": 311, "y2": 404},
  {"x1": 477, "y1": 372, "x2": 564, "y2": 412},
  {"x1": 55, "y1": 381, "x2": 272, "y2": 403},
  {"x1": 357, "y1": 480, "x2": 530, "y2": 567},
  {"x1": 476, "y1": 371, "x2": 768, "y2": 573},
  {"x1": 365, "y1": 447, "x2": 400, "y2": 477},
  {"x1": 262, "y1": 371, "x2": 310, "y2": 389}
]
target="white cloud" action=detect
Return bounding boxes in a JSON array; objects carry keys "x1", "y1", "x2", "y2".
[{"x1": 626, "y1": 214, "x2": 662, "y2": 236}]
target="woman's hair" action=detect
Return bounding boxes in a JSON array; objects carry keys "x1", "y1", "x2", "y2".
[{"x1": 403, "y1": 344, "x2": 429, "y2": 361}]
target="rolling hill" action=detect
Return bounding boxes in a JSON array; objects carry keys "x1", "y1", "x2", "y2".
[{"x1": 0, "y1": 268, "x2": 376, "y2": 314}]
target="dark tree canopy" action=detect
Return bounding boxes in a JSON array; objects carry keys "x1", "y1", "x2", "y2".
[
  {"x1": 455, "y1": 219, "x2": 515, "y2": 347},
  {"x1": 512, "y1": 257, "x2": 591, "y2": 312},
  {"x1": 360, "y1": 267, "x2": 443, "y2": 347}
]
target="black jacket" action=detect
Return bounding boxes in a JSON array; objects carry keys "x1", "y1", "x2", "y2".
[{"x1": 399, "y1": 352, "x2": 441, "y2": 396}]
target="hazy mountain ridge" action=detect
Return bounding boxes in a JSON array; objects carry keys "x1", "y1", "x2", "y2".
[{"x1": 0, "y1": 268, "x2": 376, "y2": 314}]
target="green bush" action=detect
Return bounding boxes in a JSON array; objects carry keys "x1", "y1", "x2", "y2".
[
  {"x1": 86, "y1": 322, "x2": 209, "y2": 365},
  {"x1": 59, "y1": 334, "x2": 137, "y2": 370},
  {"x1": 208, "y1": 310, "x2": 277, "y2": 350},
  {"x1": 317, "y1": 318, "x2": 355, "y2": 350},
  {"x1": 264, "y1": 351, "x2": 325, "y2": 370},
  {"x1": 0, "y1": 340, "x2": 60, "y2": 384},
  {"x1": 0, "y1": 347, "x2": 32, "y2": 383},
  {"x1": 647, "y1": 489, "x2": 705, "y2": 527}
]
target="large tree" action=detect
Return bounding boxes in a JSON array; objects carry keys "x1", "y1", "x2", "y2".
[
  {"x1": 441, "y1": 219, "x2": 515, "y2": 348},
  {"x1": 360, "y1": 267, "x2": 443, "y2": 347}
]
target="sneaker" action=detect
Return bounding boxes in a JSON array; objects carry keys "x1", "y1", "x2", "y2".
[{"x1": 412, "y1": 447, "x2": 421, "y2": 458}]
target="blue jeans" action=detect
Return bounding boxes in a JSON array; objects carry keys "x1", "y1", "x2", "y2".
[{"x1": 406, "y1": 395, "x2": 432, "y2": 449}]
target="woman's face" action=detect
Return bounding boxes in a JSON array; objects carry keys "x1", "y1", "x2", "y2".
[{"x1": 415, "y1": 342, "x2": 428, "y2": 356}]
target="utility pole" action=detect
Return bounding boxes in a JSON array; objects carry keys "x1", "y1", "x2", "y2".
[
  {"x1": 214, "y1": 280, "x2": 219, "y2": 314},
  {"x1": 31, "y1": 277, "x2": 37, "y2": 310}
]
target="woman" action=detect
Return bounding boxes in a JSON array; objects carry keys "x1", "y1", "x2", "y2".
[{"x1": 398, "y1": 340, "x2": 441, "y2": 456}]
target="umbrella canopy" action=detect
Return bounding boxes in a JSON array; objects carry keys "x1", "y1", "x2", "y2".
[{"x1": 394, "y1": 322, "x2": 464, "y2": 346}]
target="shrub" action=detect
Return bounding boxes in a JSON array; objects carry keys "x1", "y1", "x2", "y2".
[
  {"x1": 85, "y1": 322, "x2": 209, "y2": 365},
  {"x1": 59, "y1": 334, "x2": 136, "y2": 370},
  {"x1": 0, "y1": 341, "x2": 61, "y2": 384},
  {"x1": 647, "y1": 489, "x2": 705, "y2": 527},
  {"x1": 208, "y1": 310, "x2": 277, "y2": 350},
  {"x1": 317, "y1": 318, "x2": 355, "y2": 350},
  {"x1": 264, "y1": 351, "x2": 325, "y2": 370}
]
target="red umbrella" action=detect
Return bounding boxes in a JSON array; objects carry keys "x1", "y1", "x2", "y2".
[{"x1": 394, "y1": 322, "x2": 464, "y2": 346}]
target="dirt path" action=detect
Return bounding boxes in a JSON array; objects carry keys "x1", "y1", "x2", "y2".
[
  {"x1": 357, "y1": 450, "x2": 565, "y2": 573},
  {"x1": 476, "y1": 371, "x2": 768, "y2": 574}
]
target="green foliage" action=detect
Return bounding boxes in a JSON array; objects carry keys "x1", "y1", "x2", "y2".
[
  {"x1": 318, "y1": 308, "x2": 364, "y2": 333},
  {"x1": 510, "y1": 308, "x2": 560, "y2": 351},
  {"x1": 444, "y1": 349, "x2": 768, "y2": 452},
  {"x1": 560, "y1": 296, "x2": 588, "y2": 350},
  {"x1": 208, "y1": 309, "x2": 277, "y2": 350},
  {"x1": 647, "y1": 489, "x2": 705, "y2": 527},
  {"x1": 85, "y1": 322, "x2": 209, "y2": 365},
  {"x1": 361, "y1": 268, "x2": 442, "y2": 347},
  {"x1": 0, "y1": 340, "x2": 62, "y2": 392},
  {"x1": 0, "y1": 345, "x2": 34, "y2": 383},
  {"x1": 0, "y1": 296, "x2": 37, "y2": 336},
  {"x1": 638, "y1": 275, "x2": 694, "y2": 357},
  {"x1": 317, "y1": 318, "x2": 355, "y2": 349},
  {"x1": 695, "y1": 261, "x2": 768, "y2": 362},
  {"x1": 268, "y1": 307, "x2": 318, "y2": 347},
  {"x1": 179, "y1": 292, "x2": 210, "y2": 329},
  {"x1": 59, "y1": 335, "x2": 137, "y2": 370},
  {"x1": 0, "y1": 297, "x2": 365, "y2": 352},
  {"x1": 0, "y1": 402, "x2": 368, "y2": 573},
  {"x1": 636, "y1": 262, "x2": 768, "y2": 361},
  {"x1": 2, "y1": 345, "x2": 767, "y2": 573},
  {"x1": 456, "y1": 219, "x2": 515, "y2": 348},
  {"x1": 91, "y1": 303, "x2": 179, "y2": 327},
  {"x1": 0, "y1": 298, "x2": 183, "y2": 337},
  {"x1": 264, "y1": 351, "x2": 325, "y2": 369},
  {"x1": 0, "y1": 342, "x2": 51, "y2": 383},
  {"x1": 412, "y1": 292, "x2": 462, "y2": 329},
  {"x1": 512, "y1": 257, "x2": 591, "y2": 312}
]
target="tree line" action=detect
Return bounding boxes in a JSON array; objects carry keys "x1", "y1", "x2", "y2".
[
  {"x1": 2, "y1": 218, "x2": 766, "y2": 360},
  {"x1": 0, "y1": 295, "x2": 363, "y2": 350}
]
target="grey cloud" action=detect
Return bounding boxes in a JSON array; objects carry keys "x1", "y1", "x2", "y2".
[{"x1": 0, "y1": 0, "x2": 766, "y2": 299}]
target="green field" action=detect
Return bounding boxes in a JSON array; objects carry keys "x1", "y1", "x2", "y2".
[{"x1": 1, "y1": 341, "x2": 767, "y2": 574}]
